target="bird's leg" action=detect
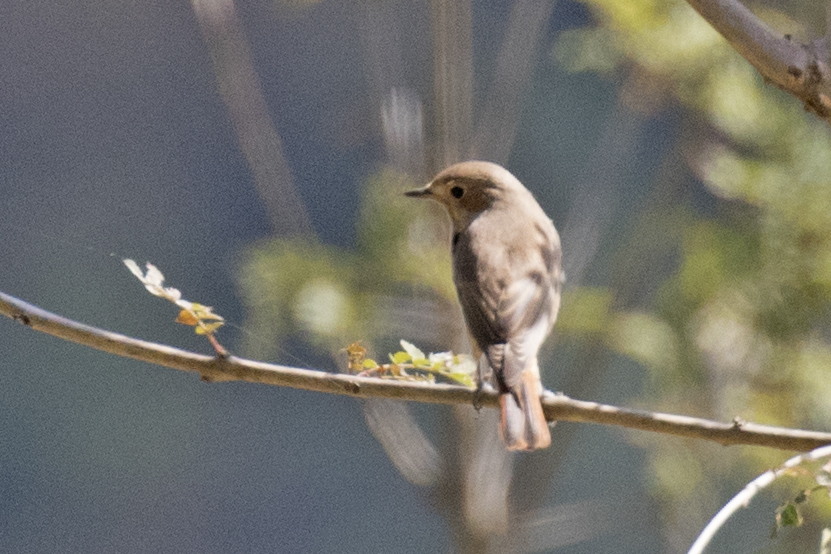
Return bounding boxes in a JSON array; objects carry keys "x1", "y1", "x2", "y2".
[{"x1": 473, "y1": 353, "x2": 492, "y2": 411}]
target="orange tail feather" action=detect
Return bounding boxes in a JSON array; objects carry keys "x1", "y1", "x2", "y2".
[{"x1": 499, "y1": 371, "x2": 551, "y2": 451}]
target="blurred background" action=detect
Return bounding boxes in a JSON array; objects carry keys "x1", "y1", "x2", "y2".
[{"x1": 2, "y1": 0, "x2": 831, "y2": 552}]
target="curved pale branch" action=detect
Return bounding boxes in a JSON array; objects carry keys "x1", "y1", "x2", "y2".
[
  {"x1": 688, "y1": 444, "x2": 831, "y2": 554},
  {"x1": 686, "y1": 0, "x2": 831, "y2": 119},
  {"x1": 2, "y1": 290, "x2": 831, "y2": 452}
]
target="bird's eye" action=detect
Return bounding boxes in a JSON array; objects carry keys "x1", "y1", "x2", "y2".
[{"x1": 450, "y1": 186, "x2": 464, "y2": 199}]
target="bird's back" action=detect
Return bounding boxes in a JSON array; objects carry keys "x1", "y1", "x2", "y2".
[{"x1": 452, "y1": 190, "x2": 562, "y2": 375}]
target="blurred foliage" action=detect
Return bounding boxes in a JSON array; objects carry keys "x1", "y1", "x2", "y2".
[
  {"x1": 555, "y1": 0, "x2": 831, "y2": 547},
  {"x1": 236, "y1": 0, "x2": 831, "y2": 548},
  {"x1": 346, "y1": 339, "x2": 477, "y2": 387},
  {"x1": 237, "y1": 168, "x2": 455, "y2": 362}
]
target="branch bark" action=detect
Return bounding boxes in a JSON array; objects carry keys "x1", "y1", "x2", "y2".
[
  {"x1": 2, "y1": 289, "x2": 830, "y2": 452},
  {"x1": 686, "y1": 0, "x2": 831, "y2": 119}
]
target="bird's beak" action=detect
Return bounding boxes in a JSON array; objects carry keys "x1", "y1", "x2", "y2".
[{"x1": 404, "y1": 184, "x2": 433, "y2": 198}]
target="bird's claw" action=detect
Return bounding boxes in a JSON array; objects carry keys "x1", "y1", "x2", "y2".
[{"x1": 473, "y1": 385, "x2": 484, "y2": 411}]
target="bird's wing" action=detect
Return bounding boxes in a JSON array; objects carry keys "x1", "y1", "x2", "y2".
[
  {"x1": 455, "y1": 274, "x2": 502, "y2": 347},
  {"x1": 454, "y1": 212, "x2": 562, "y2": 392},
  {"x1": 493, "y1": 215, "x2": 562, "y2": 391},
  {"x1": 494, "y1": 272, "x2": 557, "y2": 390},
  {"x1": 453, "y1": 227, "x2": 504, "y2": 344}
]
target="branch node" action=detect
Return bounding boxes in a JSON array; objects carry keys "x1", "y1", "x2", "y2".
[
  {"x1": 732, "y1": 416, "x2": 746, "y2": 429},
  {"x1": 797, "y1": 41, "x2": 831, "y2": 118},
  {"x1": 198, "y1": 357, "x2": 237, "y2": 383},
  {"x1": 12, "y1": 312, "x2": 31, "y2": 326}
]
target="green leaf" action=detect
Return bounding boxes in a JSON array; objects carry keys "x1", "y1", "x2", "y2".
[
  {"x1": 557, "y1": 287, "x2": 613, "y2": 334},
  {"x1": 362, "y1": 358, "x2": 378, "y2": 369},
  {"x1": 390, "y1": 351, "x2": 411, "y2": 364},
  {"x1": 777, "y1": 503, "x2": 803, "y2": 528},
  {"x1": 399, "y1": 339, "x2": 425, "y2": 361},
  {"x1": 445, "y1": 373, "x2": 475, "y2": 387},
  {"x1": 194, "y1": 322, "x2": 224, "y2": 335}
]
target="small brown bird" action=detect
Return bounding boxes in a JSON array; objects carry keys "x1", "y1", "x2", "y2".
[{"x1": 406, "y1": 161, "x2": 562, "y2": 451}]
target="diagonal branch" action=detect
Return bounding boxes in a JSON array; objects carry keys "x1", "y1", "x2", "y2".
[
  {"x1": 2, "y1": 289, "x2": 830, "y2": 452},
  {"x1": 430, "y1": 0, "x2": 474, "y2": 168},
  {"x1": 190, "y1": 0, "x2": 314, "y2": 236},
  {"x1": 468, "y1": 0, "x2": 557, "y2": 164},
  {"x1": 685, "y1": 0, "x2": 831, "y2": 120}
]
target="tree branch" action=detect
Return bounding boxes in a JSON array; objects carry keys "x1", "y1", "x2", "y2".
[
  {"x1": 2, "y1": 289, "x2": 830, "y2": 452},
  {"x1": 190, "y1": 0, "x2": 314, "y2": 236},
  {"x1": 686, "y1": 0, "x2": 831, "y2": 120},
  {"x1": 687, "y1": 444, "x2": 831, "y2": 554}
]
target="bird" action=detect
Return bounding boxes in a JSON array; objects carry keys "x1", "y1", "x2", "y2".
[{"x1": 405, "y1": 161, "x2": 562, "y2": 451}]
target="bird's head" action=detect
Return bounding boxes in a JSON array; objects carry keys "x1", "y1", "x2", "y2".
[{"x1": 405, "y1": 161, "x2": 521, "y2": 230}]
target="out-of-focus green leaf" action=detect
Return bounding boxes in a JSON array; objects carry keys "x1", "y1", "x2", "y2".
[
  {"x1": 444, "y1": 372, "x2": 475, "y2": 388},
  {"x1": 776, "y1": 502, "x2": 803, "y2": 529},
  {"x1": 608, "y1": 311, "x2": 678, "y2": 377},
  {"x1": 554, "y1": 28, "x2": 621, "y2": 74},
  {"x1": 357, "y1": 169, "x2": 456, "y2": 301},
  {"x1": 237, "y1": 238, "x2": 358, "y2": 358},
  {"x1": 557, "y1": 287, "x2": 613, "y2": 334},
  {"x1": 238, "y1": 168, "x2": 462, "y2": 362},
  {"x1": 390, "y1": 351, "x2": 411, "y2": 364}
]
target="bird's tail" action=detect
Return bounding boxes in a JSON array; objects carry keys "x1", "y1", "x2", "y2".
[{"x1": 499, "y1": 370, "x2": 551, "y2": 451}]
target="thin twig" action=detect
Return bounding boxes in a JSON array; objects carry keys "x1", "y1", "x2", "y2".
[{"x1": 2, "y1": 289, "x2": 831, "y2": 452}]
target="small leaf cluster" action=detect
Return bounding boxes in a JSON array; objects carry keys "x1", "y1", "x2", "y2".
[
  {"x1": 124, "y1": 259, "x2": 226, "y2": 355},
  {"x1": 237, "y1": 168, "x2": 457, "y2": 362},
  {"x1": 771, "y1": 461, "x2": 831, "y2": 539},
  {"x1": 345, "y1": 340, "x2": 476, "y2": 387}
]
